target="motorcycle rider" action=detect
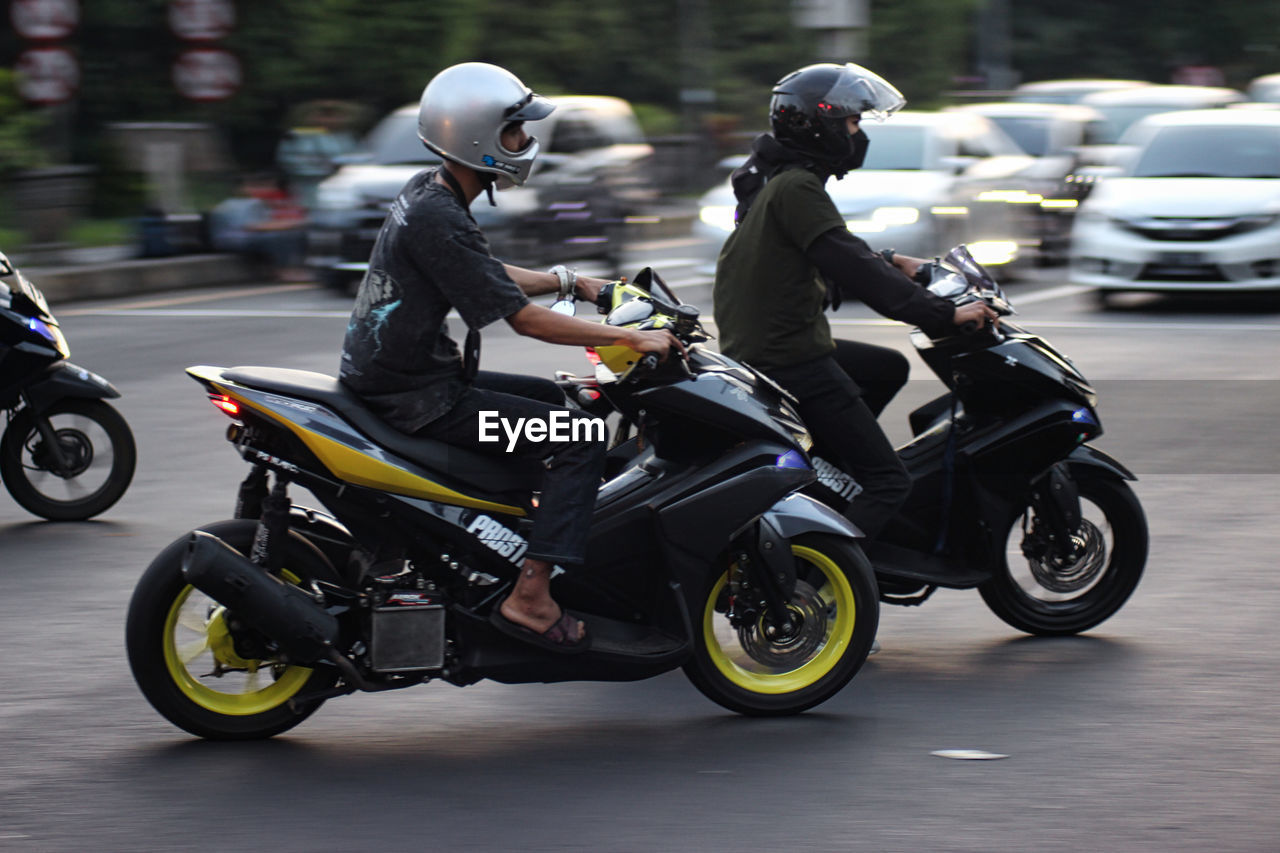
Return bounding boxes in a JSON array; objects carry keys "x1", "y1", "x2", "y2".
[
  {"x1": 340, "y1": 62, "x2": 682, "y2": 652},
  {"x1": 712, "y1": 62, "x2": 997, "y2": 539}
]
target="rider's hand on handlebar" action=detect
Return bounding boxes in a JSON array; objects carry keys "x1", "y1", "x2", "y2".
[
  {"x1": 573, "y1": 275, "x2": 609, "y2": 304},
  {"x1": 888, "y1": 252, "x2": 929, "y2": 280},
  {"x1": 627, "y1": 328, "x2": 687, "y2": 363},
  {"x1": 953, "y1": 301, "x2": 999, "y2": 332}
]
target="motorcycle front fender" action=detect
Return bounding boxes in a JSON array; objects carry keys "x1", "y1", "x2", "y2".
[
  {"x1": 1063, "y1": 443, "x2": 1137, "y2": 482},
  {"x1": 761, "y1": 492, "x2": 864, "y2": 541},
  {"x1": 23, "y1": 361, "x2": 121, "y2": 413}
]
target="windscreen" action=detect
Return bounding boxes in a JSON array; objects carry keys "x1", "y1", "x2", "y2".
[
  {"x1": 1130, "y1": 126, "x2": 1280, "y2": 178},
  {"x1": 943, "y1": 245, "x2": 1002, "y2": 296},
  {"x1": 860, "y1": 125, "x2": 927, "y2": 170},
  {"x1": 367, "y1": 114, "x2": 444, "y2": 165},
  {"x1": 987, "y1": 116, "x2": 1051, "y2": 156}
]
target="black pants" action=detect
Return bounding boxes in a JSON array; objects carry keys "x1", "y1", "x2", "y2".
[
  {"x1": 766, "y1": 340, "x2": 910, "y2": 538},
  {"x1": 415, "y1": 371, "x2": 606, "y2": 567}
]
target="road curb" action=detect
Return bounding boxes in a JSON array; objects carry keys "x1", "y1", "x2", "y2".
[
  {"x1": 19, "y1": 206, "x2": 697, "y2": 306},
  {"x1": 25, "y1": 254, "x2": 260, "y2": 305}
]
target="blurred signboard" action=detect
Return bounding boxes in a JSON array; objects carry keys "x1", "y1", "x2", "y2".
[
  {"x1": 9, "y1": 0, "x2": 79, "y2": 41},
  {"x1": 172, "y1": 48, "x2": 241, "y2": 102},
  {"x1": 168, "y1": 0, "x2": 235, "y2": 41},
  {"x1": 15, "y1": 46, "x2": 79, "y2": 104}
]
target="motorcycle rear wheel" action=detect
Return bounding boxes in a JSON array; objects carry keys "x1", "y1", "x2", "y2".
[
  {"x1": 0, "y1": 398, "x2": 136, "y2": 520},
  {"x1": 980, "y1": 470, "x2": 1148, "y2": 636},
  {"x1": 126, "y1": 520, "x2": 341, "y2": 740},
  {"x1": 683, "y1": 533, "x2": 878, "y2": 716}
]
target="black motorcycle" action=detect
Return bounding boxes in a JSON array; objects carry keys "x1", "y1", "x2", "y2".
[
  {"x1": 559, "y1": 247, "x2": 1148, "y2": 637},
  {"x1": 125, "y1": 275, "x2": 878, "y2": 740},
  {"x1": 0, "y1": 250, "x2": 136, "y2": 520}
]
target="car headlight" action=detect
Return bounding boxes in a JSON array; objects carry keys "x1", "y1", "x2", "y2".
[
  {"x1": 845, "y1": 206, "x2": 920, "y2": 233},
  {"x1": 1235, "y1": 214, "x2": 1278, "y2": 235},
  {"x1": 699, "y1": 205, "x2": 736, "y2": 233}
]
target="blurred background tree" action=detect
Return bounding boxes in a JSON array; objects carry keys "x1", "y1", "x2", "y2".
[{"x1": 2, "y1": 0, "x2": 1279, "y2": 197}]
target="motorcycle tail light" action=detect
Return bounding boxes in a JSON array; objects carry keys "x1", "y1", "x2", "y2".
[{"x1": 209, "y1": 394, "x2": 241, "y2": 417}]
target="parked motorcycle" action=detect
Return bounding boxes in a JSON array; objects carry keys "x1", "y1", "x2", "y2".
[
  {"x1": 0, "y1": 250, "x2": 136, "y2": 520},
  {"x1": 125, "y1": 276, "x2": 878, "y2": 740},
  {"x1": 558, "y1": 247, "x2": 1148, "y2": 636}
]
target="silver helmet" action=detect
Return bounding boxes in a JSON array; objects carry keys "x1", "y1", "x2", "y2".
[{"x1": 417, "y1": 62, "x2": 555, "y2": 188}]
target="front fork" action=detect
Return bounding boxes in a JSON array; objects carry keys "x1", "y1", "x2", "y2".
[
  {"x1": 1024, "y1": 463, "x2": 1084, "y2": 562},
  {"x1": 724, "y1": 519, "x2": 798, "y2": 636},
  {"x1": 18, "y1": 391, "x2": 73, "y2": 474}
]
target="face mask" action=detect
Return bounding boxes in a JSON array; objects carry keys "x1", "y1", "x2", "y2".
[{"x1": 841, "y1": 129, "x2": 869, "y2": 172}]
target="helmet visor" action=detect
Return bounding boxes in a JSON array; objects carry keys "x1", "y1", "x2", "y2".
[
  {"x1": 818, "y1": 63, "x2": 906, "y2": 123},
  {"x1": 504, "y1": 92, "x2": 555, "y2": 122}
]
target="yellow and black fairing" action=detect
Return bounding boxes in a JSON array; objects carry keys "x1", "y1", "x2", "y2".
[{"x1": 185, "y1": 365, "x2": 545, "y2": 576}]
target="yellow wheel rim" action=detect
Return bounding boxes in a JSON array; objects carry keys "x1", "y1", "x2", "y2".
[
  {"x1": 162, "y1": 574, "x2": 314, "y2": 716},
  {"x1": 702, "y1": 545, "x2": 856, "y2": 695}
]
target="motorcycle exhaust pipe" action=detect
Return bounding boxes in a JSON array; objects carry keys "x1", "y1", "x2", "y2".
[{"x1": 181, "y1": 530, "x2": 340, "y2": 665}]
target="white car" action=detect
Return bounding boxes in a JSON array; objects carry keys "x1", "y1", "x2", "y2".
[
  {"x1": 694, "y1": 111, "x2": 1036, "y2": 272},
  {"x1": 1070, "y1": 109, "x2": 1280, "y2": 298},
  {"x1": 1079, "y1": 84, "x2": 1247, "y2": 144},
  {"x1": 1010, "y1": 78, "x2": 1151, "y2": 105}
]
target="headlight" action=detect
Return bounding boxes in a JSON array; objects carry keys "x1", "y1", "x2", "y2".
[
  {"x1": 698, "y1": 205, "x2": 736, "y2": 233},
  {"x1": 1235, "y1": 214, "x2": 1278, "y2": 235},
  {"x1": 845, "y1": 206, "x2": 920, "y2": 233}
]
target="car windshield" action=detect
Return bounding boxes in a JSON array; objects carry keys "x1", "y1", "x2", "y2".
[
  {"x1": 861, "y1": 125, "x2": 928, "y2": 170},
  {"x1": 364, "y1": 113, "x2": 443, "y2": 166},
  {"x1": 1131, "y1": 126, "x2": 1280, "y2": 178},
  {"x1": 985, "y1": 116, "x2": 1050, "y2": 156}
]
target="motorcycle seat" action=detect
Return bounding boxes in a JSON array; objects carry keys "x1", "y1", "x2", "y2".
[{"x1": 223, "y1": 366, "x2": 546, "y2": 494}]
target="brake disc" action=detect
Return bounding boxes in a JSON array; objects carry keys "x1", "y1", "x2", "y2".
[{"x1": 1028, "y1": 519, "x2": 1107, "y2": 593}]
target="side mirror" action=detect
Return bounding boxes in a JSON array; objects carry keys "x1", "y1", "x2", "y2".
[{"x1": 550, "y1": 298, "x2": 577, "y2": 317}]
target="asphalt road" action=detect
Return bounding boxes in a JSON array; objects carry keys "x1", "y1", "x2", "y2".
[{"x1": 1, "y1": 245, "x2": 1278, "y2": 852}]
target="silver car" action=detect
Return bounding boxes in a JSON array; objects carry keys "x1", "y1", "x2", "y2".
[
  {"x1": 946, "y1": 102, "x2": 1109, "y2": 261},
  {"x1": 306, "y1": 97, "x2": 653, "y2": 289},
  {"x1": 1070, "y1": 109, "x2": 1280, "y2": 299}
]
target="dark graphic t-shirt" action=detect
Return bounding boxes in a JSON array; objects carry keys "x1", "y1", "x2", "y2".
[{"x1": 339, "y1": 169, "x2": 529, "y2": 432}]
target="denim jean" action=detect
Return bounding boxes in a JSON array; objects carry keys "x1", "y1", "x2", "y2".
[{"x1": 413, "y1": 371, "x2": 606, "y2": 567}]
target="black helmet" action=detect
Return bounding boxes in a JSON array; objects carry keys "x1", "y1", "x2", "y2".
[{"x1": 770, "y1": 62, "x2": 905, "y2": 174}]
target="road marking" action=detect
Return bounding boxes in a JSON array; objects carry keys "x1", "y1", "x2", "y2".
[
  {"x1": 58, "y1": 283, "x2": 316, "y2": 316},
  {"x1": 1011, "y1": 284, "x2": 1090, "y2": 305},
  {"x1": 73, "y1": 308, "x2": 351, "y2": 318},
  {"x1": 700, "y1": 316, "x2": 1280, "y2": 332}
]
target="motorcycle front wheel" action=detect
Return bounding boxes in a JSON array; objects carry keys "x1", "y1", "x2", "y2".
[
  {"x1": 683, "y1": 533, "x2": 879, "y2": 716},
  {"x1": 980, "y1": 469, "x2": 1148, "y2": 636},
  {"x1": 0, "y1": 398, "x2": 136, "y2": 520},
  {"x1": 126, "y1": 520, "x2": 341, "y2": 740}
]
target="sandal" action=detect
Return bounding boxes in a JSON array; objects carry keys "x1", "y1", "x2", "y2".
[{"x1": 489, "y1": 607, "x2": 590, "y2": 655}]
